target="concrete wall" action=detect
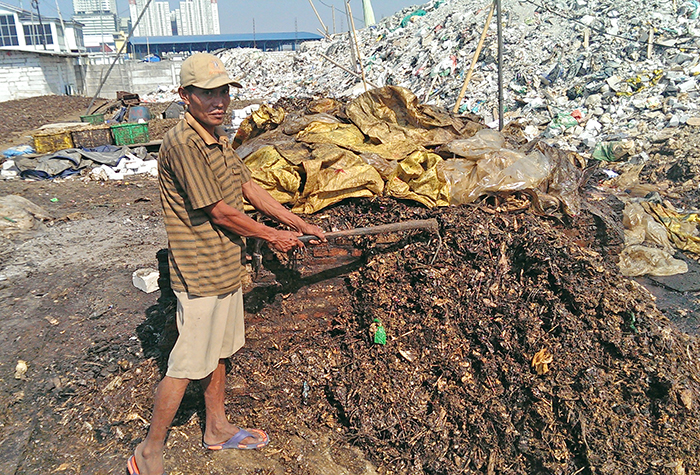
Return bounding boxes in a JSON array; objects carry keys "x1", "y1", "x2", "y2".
[
  {"x1": 0, "y1": 50, "x2": 86, "y2": 102},
  {"x1": 0, "y1": 54, "x2": 179, "y2": 102},
  {"x1": 84, "y1": 60, "x2": 181, "y2": 99}
]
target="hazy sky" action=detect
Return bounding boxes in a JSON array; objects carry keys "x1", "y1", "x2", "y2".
[{"x1": 5, "y1": 0, "x2": 424, "y2": 34}]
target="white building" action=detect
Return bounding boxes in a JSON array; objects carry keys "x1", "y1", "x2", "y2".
[
  {"x1": 72, "y1": 0, "x2": 117, "y2": 50},
  {"x1": 73, "y1": 0, "x2": 117, "y2": 13},
  {"x1": 74, "y1": 12, "x2": 117, "y2": 48},
  {"x1": 173, "y1": 0, "x2": 219, "y2": 36},
  {"x1": 129, "y1": 0, "x2": 172, "y2": 37},
  {"x1": 0, "y1": 2, "x2": 87, "y2": 101},
  {"x1": 0, "y1": 1, "x2": 85, "y2": 53}
]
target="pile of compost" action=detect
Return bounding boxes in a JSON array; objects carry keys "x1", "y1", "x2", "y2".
[{"x1": 317, "y1": 198, "x2": 700, "y2": 475}]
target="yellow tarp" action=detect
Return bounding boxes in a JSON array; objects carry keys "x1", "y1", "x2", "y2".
[
  {"x1": 235, "y1": 86, "x2": 582, "y2": 215},
  {"x1": 293, "y1": 144, "x2": 384, "y2": 214},
  {"x1": 296, "y1": 122, "x2": 366, "y2": 147},
  {"x1": 345, "y1": 86, "x2": 467, "y2": 146},
  {"x1": 233, "y1": 104, "x2": 286, "y2": 149},
  {"x1": 386, "y1": 150, "x2": 449, "y2": 208},
  {"x1": 296, "y1": 120, "x2": 424, "y2": 162},
  {"x1": 243, "y1": 146, "x2": 301, "y2": 206}
]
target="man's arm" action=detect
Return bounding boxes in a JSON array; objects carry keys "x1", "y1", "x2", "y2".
[
  {"x1": 203, "y1": 199, "x2": 305, "y2": 253},
  {"x1": 242, "y1": 180, "x2": 326, "y2": 243}
]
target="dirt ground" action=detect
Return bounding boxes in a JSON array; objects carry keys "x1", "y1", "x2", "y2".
[{"x1": 0, "y1": 95, "x2": 699, "y2": 475}]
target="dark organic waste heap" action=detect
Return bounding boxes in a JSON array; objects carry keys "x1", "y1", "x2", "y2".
[{"x1": 307, "y1": 199, "x2": 700, "y2": 474}]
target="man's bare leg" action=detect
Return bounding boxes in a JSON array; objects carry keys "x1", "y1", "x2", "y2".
[
  {"x1": 201, "y1": 359, "x2": 265, "y2": 446},
  {"x1": 133, "y1": 376, "x2": 190, "y2": 475}
]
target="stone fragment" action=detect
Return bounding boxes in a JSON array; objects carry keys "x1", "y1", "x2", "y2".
[{"x1": 132, "y1": 269, "x2": 160, "y2": 293}]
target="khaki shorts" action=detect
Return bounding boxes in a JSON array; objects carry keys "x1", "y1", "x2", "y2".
[{"x1": 167, "y1": 288, "x2": 245, "y2": 380}]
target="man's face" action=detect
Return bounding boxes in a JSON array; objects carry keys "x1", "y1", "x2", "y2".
[{"x1": 179, "y1": 84, "x2": 231, "y2": 131}]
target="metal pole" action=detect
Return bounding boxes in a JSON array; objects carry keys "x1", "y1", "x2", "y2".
[
  {"x1": 54, "y1": 0, "x2": 66, "y2": 48},
  {"x1": 29, "y1": 1, "x2": 38, "y2": 48},
  {"x1": 33, "y1": 0, "x2": 47, "y2": 50},
  {"x1": 344, "y1": 2, "x2": 357, "y2": 71},
  {"x1": 496, "y1": 0, "x2": 503, "y2": 130}
]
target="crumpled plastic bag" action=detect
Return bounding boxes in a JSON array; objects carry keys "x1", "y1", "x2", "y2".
[
  {"x1": 442, "y1": 128, "x2": 505, "y2": 159},
  {"x1": 385, "y1": 150, "x2": 449, "y2": 208},
  {"x1": 534, "y1": 141, "x2": 584, "y2": 216},
  {"x1": 618, "y1": 244, "x2": 688, "y2": 277},
  {"x1": 360, "y1": 153, "x2": 399, "y2": 180},
  {"x1": 2, "y1": 144, "x2": 34, "y2": 158},
  {"x1": 623, "y1": 202, "x2": 674, "y2": 251},
  {"x1": 603, "y1": 163, "x2": 658, "y2": 197},
  {"x1": 640, "y1": 202, "x2": 700, "y2": 254},
  {"x1": 439, "y1": 148, "x2": 552, "y2": 205},
  {"x1": 400, "y1": 9, "x2": 427, "y2": 27},
  {"x1": 243, "y1": 146, "x2": 301, "y2": 206},
  {"x1": 591, "y1": 140, "x2": 634, "y2": 162},
  {"x1": 293, "y1": 144, "x2": 384, "y2": 214},
  {"x1": 0, "y1": 195, "x2": 52, "y2": 237}
]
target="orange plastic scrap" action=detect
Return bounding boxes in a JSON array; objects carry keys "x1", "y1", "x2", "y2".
[{"x1": 531, "y1": 348, "x2": 553, "y2": 375}]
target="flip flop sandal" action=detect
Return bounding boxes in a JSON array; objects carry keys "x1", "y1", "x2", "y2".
[
  {"x1": 204, "y1": 428, "x2": 269, "y2": 450},
  {"x1": 126, "y1": 454, "x2": 167, "y2": 475}
]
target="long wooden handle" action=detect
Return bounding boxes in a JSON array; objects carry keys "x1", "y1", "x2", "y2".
[
  {"x1": 298, "y1": 218, "x2": 439, "y2": 244},
  {"x1": 453, "y1": 0, "x2": 496, "y2": 115}
]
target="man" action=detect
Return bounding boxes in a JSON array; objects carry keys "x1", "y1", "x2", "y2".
[{"x1": 127, "y1": 53, "x2": 325, "y2": 475}]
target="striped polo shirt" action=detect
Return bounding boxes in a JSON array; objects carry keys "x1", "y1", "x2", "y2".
[{"x1": 158, "y1": 112, "x2": 253, "y2": 297}]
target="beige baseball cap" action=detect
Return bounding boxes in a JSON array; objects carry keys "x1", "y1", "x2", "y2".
[{"x1": 180, "y1": 53, "x2": 242, "y2": 89}]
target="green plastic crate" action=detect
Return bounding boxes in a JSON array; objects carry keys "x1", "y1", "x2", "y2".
[
  {"x1": 111, "y1": 122, "x2": 149, "y2": 145},
  {"x1": 80, "y1": 113, "x2": 105, "y2": 125}
]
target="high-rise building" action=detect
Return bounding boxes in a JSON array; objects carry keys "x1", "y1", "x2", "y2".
[
  {"x1": 173, "y1": 0, "x2": 220, "y2": 36},
  {"x1": 129, "y1": 0, "x2": 173, "y2": 37},
  {"x1": 73, "y1": 0, "x2": 117, "y2": 49},
  {"x1": 73, "y1": 0, "x2": 117, "y2": 13}
]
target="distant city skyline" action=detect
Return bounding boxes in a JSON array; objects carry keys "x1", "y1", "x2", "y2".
[{"x1": 3, "y1": 0, "x2": 422, "y2": 34}]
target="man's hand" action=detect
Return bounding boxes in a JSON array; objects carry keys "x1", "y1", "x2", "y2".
[
  {"x1": 296, "y1": 222, "x2": 327, "y2": 245},
  {"x1": 266, "y1": 229, "x2": 305, "y2": 253}
]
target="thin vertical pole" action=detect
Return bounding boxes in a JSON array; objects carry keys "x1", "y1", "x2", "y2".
[
  {"x1": 496, "y1": 0, "x2": 503, "y2": 130},
  {"x1": 344, "y1": 2, "x2": 356, "y2": 72},
  {"x1": 34, "y1": 0, "x2": 47, "y2": 49}
]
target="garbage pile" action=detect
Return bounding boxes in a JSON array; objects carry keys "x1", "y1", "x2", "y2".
[{"x1": 202, "y1": 0, "x2": 700, "y2": 155}]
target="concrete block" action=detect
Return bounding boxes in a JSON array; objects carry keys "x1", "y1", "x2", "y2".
[{"x1": 132, "y1": 268, "x2": 160, "y2": 293}]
